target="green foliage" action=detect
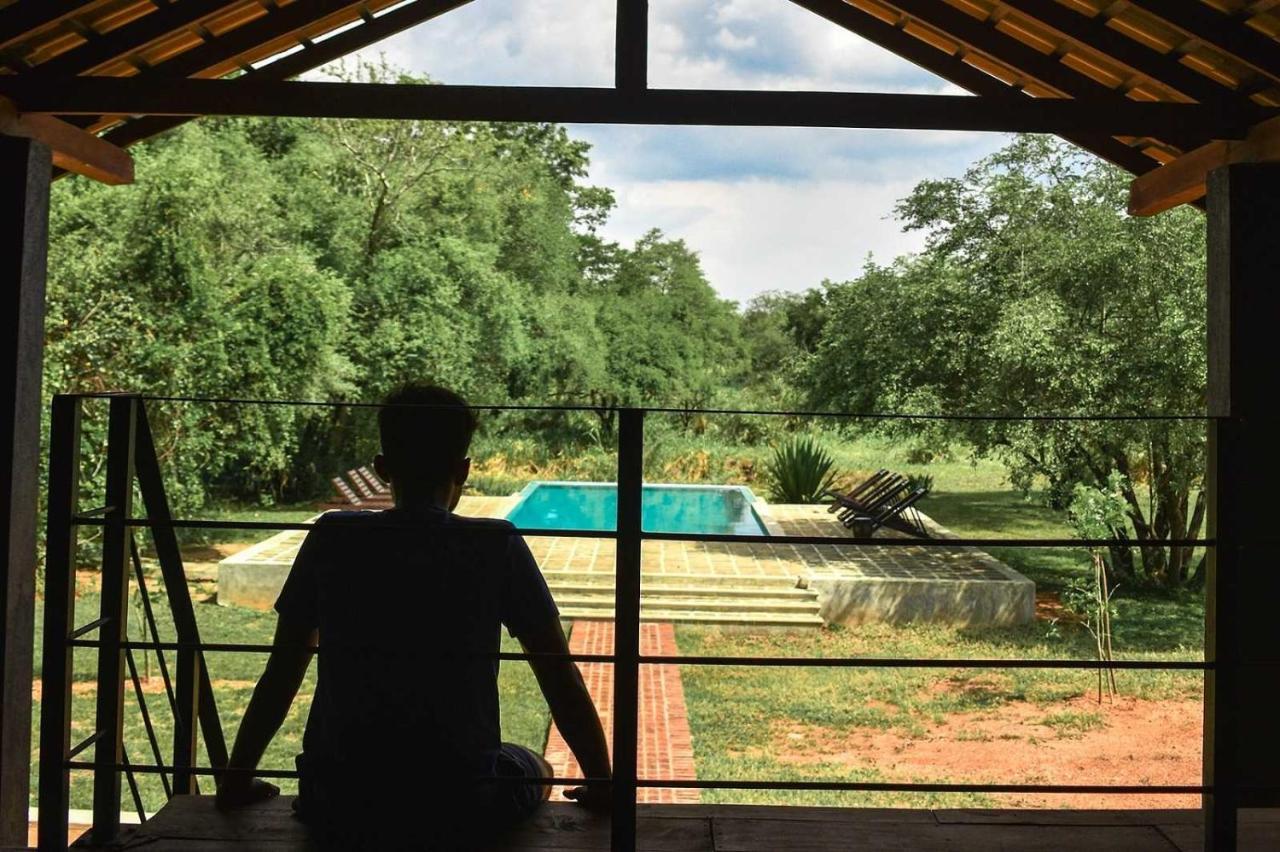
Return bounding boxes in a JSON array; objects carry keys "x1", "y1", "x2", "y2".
[
  {"x1": 765, "y1": 435, "x2": 838, "y2": 503},
  {"x1": 800, "y1": 135, "x2": 1207, "y2": 588},
  {"x1": 45, "y1": 60, "x2": 752, "y2": 511}
]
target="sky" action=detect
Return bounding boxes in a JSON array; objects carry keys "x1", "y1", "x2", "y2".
[{"x1": 347, "y1": 0, "x2": 1010, "y2": 303}]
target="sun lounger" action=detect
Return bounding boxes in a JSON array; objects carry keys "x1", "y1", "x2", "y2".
[
  {"x1": 830, "y1": 472, "x2": 910, "y2": 521},
  {"x1": 356, "y1": 465, "x2": 391, "y2": 495},
  {"x1": 331, "y1": 476, "x2": 365, "y2": 507},
  {"x1": 843, "y1": 486, "x2": 929, "y2": 538},
  {"x1": 823, "y1": 469, "x2": 890, "y2": 514},
  {"x1": 331, "y1": 473, "x2": 393, "y2": 509}
]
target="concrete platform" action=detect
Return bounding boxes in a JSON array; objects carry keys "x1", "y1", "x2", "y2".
[
  {"x1": 217, "y1": 496, "x2": 1034, "y2": 627},
  {"x1": 94, "y1": 796, "x2": 1280, "y2": 851}
]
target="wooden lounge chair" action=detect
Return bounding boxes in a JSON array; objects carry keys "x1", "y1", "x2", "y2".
[
  {"x1": 356, "y1": 465, "x2": 390, "y2": 495},
  {"x1": 823, "y1": 469, "x2": 890, "y2": 514},
  {"x1": 830, "y1": 472, "x2": 911, "y2": 522},
  {"x1": 344, "y1": 470, "x2": 394, "y2": 507},
  {"x1": 331, "y1": 476, "x2": 365, "y2": 507},
  {"x1": 843, "y1": 486, "x2": 929, "y2": 538}
]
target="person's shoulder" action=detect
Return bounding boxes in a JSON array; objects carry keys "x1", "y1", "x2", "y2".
[
  {"x1": 447, "y1": 513, "x2": 516, "y2": 531},
  {"x1": 313, "y1": 509, "x2": 383, "y2": 524}
]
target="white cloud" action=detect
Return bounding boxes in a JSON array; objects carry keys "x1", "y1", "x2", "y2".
[
  {"x1": 599, "y1": 177, "x2": 929, "y2": 303},
  {"x1": 339, "y1": 0, "x2": 1013, "y2": 300}
]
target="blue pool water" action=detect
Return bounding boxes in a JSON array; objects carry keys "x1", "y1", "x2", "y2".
[{"x1": 505, "y1": 482, "x2": 766, "y2": 535}]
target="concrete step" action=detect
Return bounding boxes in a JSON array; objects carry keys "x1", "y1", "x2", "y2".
[
  {"x1": 545, "y1": 581, "x2": 816, "y2": 599},
  {"x1": 540, "y1": 570, "x2": 804, "y2": 589},
  {"x1": 555, "y1": 593, "x2": 821, "y2": 615},
  {"x1": 558, "y1": 607, "x2": 826, "y2": 627}
]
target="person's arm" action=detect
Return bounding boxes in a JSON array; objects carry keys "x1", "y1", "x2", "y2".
[
  {"x1": 520, "y1": 619, "x2": 612, "y2": 809},
  {"x1": 215, "y1": 612, "x2": 317, "y2": 808}
]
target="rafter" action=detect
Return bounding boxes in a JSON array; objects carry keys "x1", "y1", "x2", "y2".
[
  {"x1": 0, "y1": 96, "x2": 133, "y2": 184},
  {"x1": 31, "y1": 0, "x2": 233, "y2": 77},
  {"x1": 0, "y1": 0, "x2": 86, "y2": 50},
  {"x1": 1125, "y1": 0, "x2": 1280, "y2": 85},
  {"x1": 995, "y1": 0, "x2": 1240, "y2": 105},
  {"x1": 1129, "y1": 115, "x2": 1280, "y2": 215},
  {"x1": 82, "y1": 0, "x2": 476, "y2": 160},
  {"x1": 787, "y1": 0, "x2": 1162, "y2": 176}
]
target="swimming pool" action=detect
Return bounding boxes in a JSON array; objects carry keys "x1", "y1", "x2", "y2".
[{"x1": 505, "y1": 482, "x2": 767, "y2": 535}]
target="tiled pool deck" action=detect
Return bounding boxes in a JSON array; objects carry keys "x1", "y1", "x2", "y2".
[{"x1": 218, "y1": 494, "x2": 1035, "y2": 625}]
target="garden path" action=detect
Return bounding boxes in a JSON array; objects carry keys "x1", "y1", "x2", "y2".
[{"x1": 542, "y1": 621, "x2": 699, "y2": 804}]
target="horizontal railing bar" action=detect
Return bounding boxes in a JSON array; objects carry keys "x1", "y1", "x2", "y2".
[
  {"x1": 641, "y1": 532, "x2": 1215, "y2": 548},
  {"x1": 66, "y1": 762, "x2": 605, "y2": 785},
  {"x1": 67, "y1": 639, "x2": 617, "y2": 662},
  {"x1": 64, "y1": 639, "x2": 1208, "y2": 670},
  {"x1": 635, "y1": 780, "x2": 1208, "y2": 794},
  {"x1": 67, "y1": 617, "x2": 111, "y2": 640},
  {"x1": 78, "y1": 505, "x2": 113, "y2": 517},
  {"x1": 642, "y1": 655, "x2": 1209, "y2": 670},
  {"x1": 52, "y1": 392, "x2": 1218, "y2": 421},
  {"x1": 66, "y1": 731, "x2": 105, "y2": 761},
  {"x1": 65, "y1": 516, "x2": 1216, "y2": 548},
  {"x1": 64, "y1": 761, "x2": 1205, "y2": 794}
]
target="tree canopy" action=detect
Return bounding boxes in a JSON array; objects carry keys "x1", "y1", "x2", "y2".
[
  {"x1": 796, "y1": 136, "x2": 1207, "y2": 587},
  {"x1": 46, "y1": 64, "x2": 737, "y2": 508}
]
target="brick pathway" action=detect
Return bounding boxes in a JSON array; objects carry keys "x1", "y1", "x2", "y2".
[{"x1": 542, "y1": 622, "x2": 699, "y2": 804}]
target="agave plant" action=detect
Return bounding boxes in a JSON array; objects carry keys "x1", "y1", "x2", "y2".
[{"x1": 766, "y1": 435, "x2": 839, "y2": 504}]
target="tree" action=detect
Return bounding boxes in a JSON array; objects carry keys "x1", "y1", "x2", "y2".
[{"x1": 804, "y1": 136, "x2": 1207, "y2": 588}]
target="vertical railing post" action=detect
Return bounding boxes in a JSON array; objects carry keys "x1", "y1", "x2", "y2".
[
  {"x1": 611, "y1": 408, "x2": 644, "y2": 852},
  {"x1": 91, "y1": 395, "x2": 137, "y2": 843},
  {"x1": 37, "y1": 396, "x2": 82, "y2": 852},
  {"x1": 615, "y1": 0, "x2": 648, "y2": 93},
  {"x1": 172, "y1": 647, "x2": 201, "y2": 795}
]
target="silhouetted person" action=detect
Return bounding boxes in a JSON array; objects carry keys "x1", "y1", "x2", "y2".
[{"x1": 217, "y1": 384, "x2": 612, "y2": 849}]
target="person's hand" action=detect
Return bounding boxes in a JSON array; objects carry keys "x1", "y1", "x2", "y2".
[
  {"x1": 564, "y1": 782, "x2": 612, "y2": 813},
  {"x1": 216, "y1": 776, "x2": 280, "y2": 810}
]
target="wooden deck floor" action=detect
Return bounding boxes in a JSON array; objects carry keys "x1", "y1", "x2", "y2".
[{"x1": 95, "y1": 796, "x2": 1280, "y2": 851}]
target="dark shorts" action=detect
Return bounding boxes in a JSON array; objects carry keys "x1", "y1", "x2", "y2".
[{"x1": 294, "y1": 744, "x2": 551, "y2": 850}]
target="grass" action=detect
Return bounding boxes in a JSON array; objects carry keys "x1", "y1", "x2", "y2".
[
  {"x1": 675, "y1": 623, "x2": 1202, "y2": 807},
  {"x1": 665, "y1": 432, "x2": 1205, "y2": 807}
]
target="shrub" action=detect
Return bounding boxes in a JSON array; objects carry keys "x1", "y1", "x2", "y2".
[{"x1": 765, "y1": 435, "x2": 838, "y2": 503}]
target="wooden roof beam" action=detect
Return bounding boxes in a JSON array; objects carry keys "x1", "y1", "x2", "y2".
[
  {"x1": 0, "y1": 0, "x2": 87, "y2": 50},
  {"x1": 875, "y1": 0, "x2": 1204, "y2": 151},
  {"x1": 4, "y1": 77, "x2": 1261, "y2": 137},
  {"x1": 31, "y1": 0, "x2": 235, "y2": 77},
  {"x1": 81, "y1": 0, "x2": 475, "y2": 158},
  {"x1": 1125, "y1": 0, "x2": 1280, "y2": 85},
  {"x1": 1129, "y1": 115, "x2": 1280, "y2": 215},
  {"x1": 789, "y1": 0, "x2": 1162, "y2": 175},
  {"x1": 996, "y1": 0, "x2": 1241, "y2": 105},
  {"x1": 0, "y1": 96, "x2": 133, "y2": 184}
]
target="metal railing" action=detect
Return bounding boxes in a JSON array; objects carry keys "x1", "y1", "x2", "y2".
[{"x1": 37, "y1": 392, "x2": 1218, "y2": 851}]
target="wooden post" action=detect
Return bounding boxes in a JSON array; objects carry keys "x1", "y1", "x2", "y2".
[
  {"x1": 0, "y1": 135, "x2": 50, "y2": 847},
  {"x1": 1204, "y1": 163, "x2": 1280, "y2": 851},
  {"x1": 37, "y1": 398, "x2": 82, "y2": 852},
  {"x1": 91, "y1": 396, "x2": 137, "y2": 844}
]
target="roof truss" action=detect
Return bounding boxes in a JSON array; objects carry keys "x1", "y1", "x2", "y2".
[{"x1": 0, "y1": 0, "x2": 1278, "y2": 197}]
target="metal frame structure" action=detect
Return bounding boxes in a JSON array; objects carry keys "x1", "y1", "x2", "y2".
[{"x1": 38, "y1": 393, "x2": 1218, "y2": 852}]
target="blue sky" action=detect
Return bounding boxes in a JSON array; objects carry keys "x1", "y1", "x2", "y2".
[{"x1": 350, "y1": 0, "x2": 1009, "y2": 302}]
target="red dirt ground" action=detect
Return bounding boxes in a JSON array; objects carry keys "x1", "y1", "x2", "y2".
[{"x1": 766, "y1": 694, "x2": 1202, "y2": 809}]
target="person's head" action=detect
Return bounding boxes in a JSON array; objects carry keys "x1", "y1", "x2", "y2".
[{"x1": 374, "y1": 384, "x2": 477, "y2": 508}]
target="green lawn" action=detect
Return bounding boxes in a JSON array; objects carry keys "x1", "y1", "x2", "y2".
[{"x1": 673, "y1": 437, "x2": 1205, "y2": 807}]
